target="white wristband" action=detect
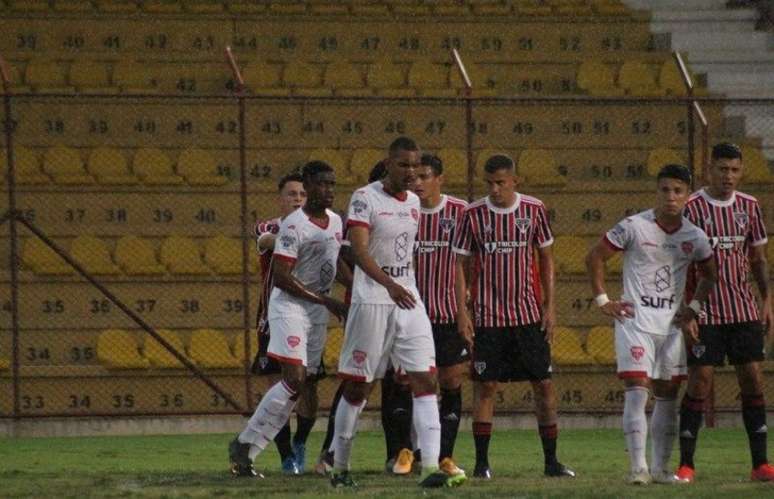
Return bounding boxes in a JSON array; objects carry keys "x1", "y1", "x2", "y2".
[
  {"x1": 688, "y1": 299, "x2": 701, "y2": 315},
  {"x1": 594, "y1": 293, "x2": 610, "y2": 307}
]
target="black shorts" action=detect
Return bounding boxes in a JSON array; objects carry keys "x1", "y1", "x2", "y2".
[
  {"x1": 687, "y1": 321, "x2": 765, "y2": 367},
  {"x1": 432, "y1": 323, "x2": 471, "y2": 368},
  {"x1": 250, "y1": 329, "x2": 327, "y2": 380},
  {"x1": 471, "y1": 323, "x2": 551, "y2": 382}
]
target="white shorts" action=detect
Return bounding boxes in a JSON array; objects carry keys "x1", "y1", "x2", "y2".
[
  {"x1": 615, "y1": 322, "x2": 687, "y2": 382},
  {"x1": 338, "y1": 303, "x2": 435, "y2": 383},
  {"x1": 267, "y1": 315, "x2": 327, "y2": 374}
]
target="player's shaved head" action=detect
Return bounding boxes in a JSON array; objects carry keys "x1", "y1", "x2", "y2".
[
  {"x1": 711, "y1": 142, "x2": 742, "y2": 161},
  {"x1": 657, "y1": 163, "x2": 692, "y2": 186},
  {"x1": 388, "y1": 136, "x2": 419, "y2": 158},
  {"x1": 483, "y1": 154, "x2": 514, "y2": 174}
]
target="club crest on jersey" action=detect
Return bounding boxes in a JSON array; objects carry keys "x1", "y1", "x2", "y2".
[
  {"x1": 474, "y1": 361, "x2": 487, "y2": 374},
  {"x1": 514, "y1": 217, "x2": 531, "y2": 233},
  {"x1": 411, "y1": 208, "x2": 419, "y2": 222},
  {"x1": 630, "y1": 346, "x2": 645, "y2": 362},
  {"x1": 439, "y1": 217, "x2": 455, "y2": 232},
  {"x1": 280, "y1": 234, "x2": 296, "y2": 248},
  {"x1": 286, "y1": 335, "x2": 301, "y2": 348},
  {"x1": 352, "y1": 350, "x2": 367, "y2": 366},
  {"x1": 484, "y1": 242, "x2": 497, "y2": 254},
  {"x1": 352, "y1": 199, "x2": 368, "y2": 214},
  {"x1": 734, "y1": 212, "x2": 748, "y2": 229},
  {"x1": 692, "y1": 344, "x2": 706, "y2": 358},
  {"x1": 681, "y1": 241, "x2": 694, "y2": 255},
  {"x1": 335, "y1": 232, "x2": 342, "y2": 243}
]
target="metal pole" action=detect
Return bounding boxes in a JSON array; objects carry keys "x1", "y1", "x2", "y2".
[{"x1": 451, "y1": 49, "x2": 475, "y2": 201}]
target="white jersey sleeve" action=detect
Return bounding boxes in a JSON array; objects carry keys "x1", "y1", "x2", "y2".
[
  {"x1": 605, "y1": 218, "x2": 635, "y2": 251},
  {"x1": 273, "y1": 218, "x2": 301, "y2": 263}
]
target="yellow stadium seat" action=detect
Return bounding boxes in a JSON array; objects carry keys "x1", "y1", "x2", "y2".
[
  {"x1": 0, "y1": 63, "x2": 30, "y2": 94},
  {"x1": 586, "y1": 326, "x2": 616, "y2": 365},
  {"x1": 450, "y1": 61, "x2": 498, "y2": 97},
  {"x1": 160, "y1": 235, "x2": 210, "y2": 275},
  {"x1": 96, "y1": 0, "x2": 138, "y2": 12},
  {"x1": 25, "y1": 61, "x2": 74, "y2": 93},
  {"x1": 577, "y1": 61, "x2": 625, "y2": 96},
  {"x1": 87, "y1": 147, "x2": 137, "y2": 185},
  {"x1": 133, "y1": 148, "x2": 183, "y2": 185},
  {"x1": 143, "y1": 0, "x2": 182, "y2": 12},
  {"x1": 325, "y1": 61, "x2": 371, "y2": 97},
  {"x1": 205, "y1": 234, "x2": 256, "y2": 275},
  {"x1": 323, "y1": 326, "x2": 344, "y2": 370},
  {"x1": 22, "y1": 237, "x2": 73, "y2": 275},
  {"x1": 309, "y1": 148, "x2": 356, "y2": 185},
  {"x1": 351, "y1": 149, "x2": 384, "y2": 183},
  {"x1": 98, "y1": 329, "x2": 149, "y2": 369},
  {"x1": 0, "y1": 358, "x2": 8, "y2": 370},
  {"x1": 227, "y1": 2, "x2": 266, "y2": 14},
  {"x1": 475, "y1": 148, "x2": 508, "y2": 173},
  {"x1": 518, "y1": 149, "x2": 566, "y2": 187},
  {"x1": 269, "y1": 2, "x2": 306, "y2": 15},
  {"x1": 53, "y1": 0, "x2": 94, "y2": 12},
  {"x1": 515, "y1": 0, "x2": 552, "y2": 16},
  {"x1": 438, "y1": 148, "x2": 469, "y2": 186},
  {"x1": 113, "y1": 61, "x2": 158, "y2": 94},
  {"x1": 408, "y1": 61, "x2": 456, "y2": 98},
  {"x1": 9, "y1": 0, "x2": 50, "y2": 12},
  {"x1": 659, "y1": 58, "x2": 689, "y2": 96},
  {"x1": 367, "y1": 60, "x2": 413, "y2": 98},
  {"x1": 69, "y1": 61, "x2": 117, "y2": 94},
  {"x1": 177, "y1": 148, "x2": 228, "y2": 185},
  {"x1": 242, "y1": 61, "x2": 289, "y2": 96},
  {"x1": 190, "y1": 329, "x2": 241, "y2": 368},
  {"x1": 144, "y1": 329, "x2": 188, "y2": 368},
  {"x1": 550, "y1": 0, "x2": 593, "y2": 16},
  {"x1": 71, "y1": 235, "x2": 120, "y2": 275},
  {"x1": 232, "y1": 330, "x2": 259, "y2": 363},
  {"x1": 740, "y1": 145, "x2": 774, "y2": 183},
  {"x1": 591, "y1": 0, "x2": 629, "y2": 16},
  {"x1": 553, "y1": 327, "x2": 594, "y2": 366},
  {"x1": 43, "y1": 146, "x2": 94, "y2": 184},
  {"x1": 284, "y1": 61, "x2": 331, "y2": 97},
  {"x1": 0, "y1": 146, "x2": 49, "y2": 184},
  {"x1": 185, "y1": 0, "x2": 224, "y2": 12},
  {"x1": 554, "y1": 235, "x2": 588, "y2": 275},
  {"x1": 618, "y1": 61, "x2": 664, "y2": 96},
  {"x1": 115, "y1": 235, "x2": 166, "y2": 275},
  {"x1": 646, "y1": 147, "x2": 684, "y2": 177}
]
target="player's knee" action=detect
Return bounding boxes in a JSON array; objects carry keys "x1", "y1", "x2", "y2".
[
  {"x1": 343, "y1": 381, "x2": 368, "y2": 405},
  {"x1": 477, "y1": 381, "x2": 498, "y2": 398}
]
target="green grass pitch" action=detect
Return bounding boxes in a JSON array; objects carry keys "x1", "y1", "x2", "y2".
[{"x1": 1, "y1": 427, "x2": 770, "y2": 497}]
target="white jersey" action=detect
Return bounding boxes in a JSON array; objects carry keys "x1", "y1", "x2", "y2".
[
  {"x1": 605, "y1": 209, "x2": 712, "y2": 336},
  {"x1": 268, "y1": 208, "x2": 343, "y2": 324},
  {"x1": 346, "y1": 181, "x2": 421, "y2": 304}
]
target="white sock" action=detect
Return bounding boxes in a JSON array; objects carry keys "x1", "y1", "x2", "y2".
[
  {"x1": 650, "y1": 397, "x2": 678, "y2": 473},
  {"x1": 238, "y1": 380, "x2": 297, "y2": 460},
  {"x1": 623, "y1": 386, "x2": 649, "y2": 473},
  {"x1": 413, "y1": 393, "x2": 441, "y2": 473},
  {"x1": 332, "y1": 397, "x2": 366, "y2": 472}
]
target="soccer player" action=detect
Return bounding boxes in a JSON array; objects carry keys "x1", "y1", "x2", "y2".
[
  {"x1": 411, "y1": 153, "x2": 469, "y2": 477},
  {"x1": 453, "y1": 154, "x2": 575, "y2": 479},
  {"x1": 676, "y1": 143, "x2": 774, "y2": 482},
  {"x1": 229, "y1": 161, "x2": 348, "y2": 478},
  {"x1": 586, "y1": 164, "x2": 717, "y2": 485},
  {"x1": 251, "y1": 172, "x2": 309, "y2": 474},
  {"x1": 329, "y1": 137, "x2": 465, "y2": 488}
]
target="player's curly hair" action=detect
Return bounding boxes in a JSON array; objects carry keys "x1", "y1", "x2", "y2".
[
  {"x1": 421, "y1": 154, "x2": 443, "y2": 176},
  {"x1": 301, "y1": 160, "x2": 334, "y2": 182}
]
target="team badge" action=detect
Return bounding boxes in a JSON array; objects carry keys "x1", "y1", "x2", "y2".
[
  {"x1": 335, "y1": 232, "x2": 342, "y2": 243},
  {"x1": 286, "y1": 335, "x2": 301, "y2": 348},
  {"x1": 734, "y1": 212, "x2": 748, "y2": 229},
  {"x1": 514, "y1": 217, "x2": 531, "y2": 233},
  {"x1": 692, "y1": 344, "x2": 706, "y2": 358},
  {"x1": 411, "y1": 208, "x2": 419, "y2": 222},
  {"x1": 630, "y1": 346, "x2": 645, "y2": 362},
  {"x1": 352, "y1": 199, "x2": 368, "y2": 214},
  {"x1": 280, "y1": 234, "x2": 296, "y2": 248},
  {"x1": 681, "y1": 241, "x2": 694, "y2": 255},
  {"x1": 439, "y1": 217, "x2": 455, "y2": 232},
  {"x1": 474, "y1": 361, "x2": 487, "y2": 374},
  {"x1": 258, "y1": 356, "x2": 269, "y2": 369},
  {"x1": 484, "y1": 242, "x2": 497, "y2": 254},
  {"x1": 352, "y1": 350, "x2": 367, "y2": 366}
]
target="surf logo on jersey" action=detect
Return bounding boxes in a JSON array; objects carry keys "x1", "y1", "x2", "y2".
[
  {"x1": 352, "y1": 350, "x2": 367, "y2": 366},
  {"x1": 352, "y1": 199, "x2": 368, "y2": 214},
  {"x1": 734, "y1": 212, "x2": 748, "y2": 229},
  {"x1": 280, "y1": 234, "x2": 296, "y2": 248},
  {"x1": 395, "y1": 232, "x2": 410, "y2": 260},
  {"x1": 654, "y1": 265, "x2": 671, "y2": 292},
  {"x1": 286, "y1": 335, "x2": 301, "y2": 348},
  {"x1": 640, "y1": 294, "x2": 675, "y2": 309},
  {"x1": 692, "y1": 344, "x2": 706, "y2": 358},
  {"x1": 681, "y1": 241, "x2": 694, "y2": 255},
  {"x1": 439, "y1": 217, "x2": 455, "y2": 232},
  {"x1": 514, "y1": 217, "x2": 531, "y2": 233},
  {"x1": 630, "y1": 346, "x2": 645, "y2": 362}
]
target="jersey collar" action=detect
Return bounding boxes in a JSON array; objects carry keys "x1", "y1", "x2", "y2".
[
  {"x1": 420, "y1": 195, "x2": 447, "y2": 214},
  {"x1": 699, "y1": 188, "x2": 736, "y2": 207},
  {"x1": 486, "y1": 193, "x2": 521, "y2": 214}
]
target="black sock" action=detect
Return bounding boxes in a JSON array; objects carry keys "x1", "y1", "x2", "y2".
[
  {"x1": 392, "y1": 383, "x2": 413, "y2": 453},
  {"x1": 293, "y1": 414, "x2": 316, "y2": 446},
  {"x1": 678, "y1": 394, "x2": 704, "y2": 468},
  {"x1": 321, "y1": 382, "x2": 344, "y2": 455},
  {"x1": 381, "y1": 373, "x2": 397, "y2": 461},
  {"x1": 742, "y1": 393, "x2": 768, "y2": 468},
  {"x1": 539, "y1": 424, "x2": 558, "y2": 467},
  {"x1": 440, "y1": 387, "x2": 462, "y2": 460},
  {"x1": 275, "y1": 422, "x2": 293, "y2": 463},
  {"x1": 473, "y1": 421, "x2": 492, "y2": 468}
]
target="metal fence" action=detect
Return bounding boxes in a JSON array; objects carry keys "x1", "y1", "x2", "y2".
[{"x1": 0, "y1": 93, "x2": 772, "y2": 418}]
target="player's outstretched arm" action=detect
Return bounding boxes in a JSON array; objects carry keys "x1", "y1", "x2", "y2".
[
  {"x1": 272, "y1": 258, "x2": 348, "y2": 320},
  {"x1": 750, "y1": 243, "x2": 772, "y2": 338},
  {"x1": 675, "y1": 256, "x2": 718, "y2": 343},
  {"x1": 349, "y1": 225, "x2": 416, "y2": 309},
  {"x1": 585, "y1": 239, "x2": 634, "y2": 321},
  {"x1": 335, "y1": 255, "x2": 353, "y2": 289},
  {"x1": 537, "y1": 245, "x2": 556, "y2": 343},
  {"x1": 454, "y1": 255, "x2": 473, "y2": 349}
]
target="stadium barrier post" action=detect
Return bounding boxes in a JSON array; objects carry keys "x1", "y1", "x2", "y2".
[
  {"x1": 0, "y1": 53, "x2": 22, "y2": 419},
  {"x1": 225, "y1": 46, "x2": 255, "y2": 411},
  {"x1": 452, "y1": 49, "x2": 475, "y2": 201}
]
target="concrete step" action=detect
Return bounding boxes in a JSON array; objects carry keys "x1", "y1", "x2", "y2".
[
  {"x1": 623, "y1": 0, "x2": 728, "y2": 11},
  {"x1": 705, "y1": 72, "x2": 774, "y2": 97},
  {"x1": 685, "y1": 49, "x2": 774, "y2": 64},
  {"x1": 669, "y1": 31, "x2": 771, "y2": 51}
]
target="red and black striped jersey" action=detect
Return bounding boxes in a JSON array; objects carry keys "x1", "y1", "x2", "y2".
[
  {"x1": 684, "y1": 189, "x2": 768, "y2": 325},
  {"x1": 452, "y1": 194, "x2": 554, "y2": 328},
  {"x1": 415, "y1": 195, "x2": 468, "y2": 324},
  {"x1": 254, "y1": 217, "x2": 280, "y2": 333}
]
